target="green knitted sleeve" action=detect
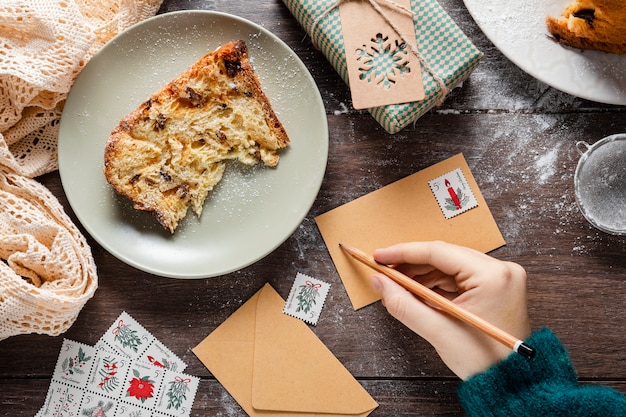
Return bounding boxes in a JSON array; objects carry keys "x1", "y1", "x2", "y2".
[{"x1": 457, "y1": 328, "x2": 626, "y2": 417}]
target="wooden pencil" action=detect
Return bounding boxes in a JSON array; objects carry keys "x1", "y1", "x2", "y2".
[{"x1": 339, "y1": 243, "x2": 535, "y2": 359}]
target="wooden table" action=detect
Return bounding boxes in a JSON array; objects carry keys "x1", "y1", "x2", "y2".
[{"x1": 2, "y1": 0, "x2": 625, "y2": 415}]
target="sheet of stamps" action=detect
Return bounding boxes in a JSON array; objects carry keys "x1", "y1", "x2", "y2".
[
  {"x1": 283, "y1": 273, "x2": 331, "y2": 325},
  {"x1": 428, "y1": 168, "x2": 479, "y2": 219},
  {"x1": 36, "y1": 313, "x2": 198, "y2": 417}
]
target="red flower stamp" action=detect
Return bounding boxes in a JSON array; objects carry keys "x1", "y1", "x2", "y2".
[{"x1": 126, "y1": 369, "x2": 155, "y2": 403}]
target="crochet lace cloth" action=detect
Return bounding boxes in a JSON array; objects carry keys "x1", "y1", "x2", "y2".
[{"x1": 0, "y1": 0, "x2": 163, "y2": 340}]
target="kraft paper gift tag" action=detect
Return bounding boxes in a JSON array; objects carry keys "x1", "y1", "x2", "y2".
[
  {"x1": 315, "y1": 153, "x2": 505, "y2": 310},
  {"x1": 339, "y1": 0, "x2": 425, "y2": 109},
  {"x1": 192, "y1": 283, "x2": 378, "y2": 416}
]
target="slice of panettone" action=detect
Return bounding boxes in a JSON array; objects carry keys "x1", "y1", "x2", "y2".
[
  {"x1": 104, "y1": 40, "x2": 290, "y2": 233},
  {"x1": 546, "y1": 0, "x2": 626, "y2": 54}
]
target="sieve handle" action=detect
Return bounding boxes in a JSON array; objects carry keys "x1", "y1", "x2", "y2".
[{"x1": 575, "y1": 141, "x2": 591, "y2": 156}]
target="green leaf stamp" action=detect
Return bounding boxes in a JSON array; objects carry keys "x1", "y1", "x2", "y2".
[{"x1": 283, "y1": 273, "x2": 330, "y2": 325}]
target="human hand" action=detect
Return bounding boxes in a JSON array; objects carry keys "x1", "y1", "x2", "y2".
[{"x1": 370, "y1": 241, "x2": 531, "y2": 380}]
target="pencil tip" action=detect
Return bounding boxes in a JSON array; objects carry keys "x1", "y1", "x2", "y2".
[{"x1": 338, "y1": 243, "x2": 343, "y2": 247}]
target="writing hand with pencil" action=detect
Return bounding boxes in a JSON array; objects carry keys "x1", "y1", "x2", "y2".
[{"x1": 367, "y1": 241, "x2": 531, "y2": 380}]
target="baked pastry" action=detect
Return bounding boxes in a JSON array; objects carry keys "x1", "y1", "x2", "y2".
[
  {"x1": 104, "y1": 40, "x2": 290, "y2": 233},
  {"x1": 546, "y1": 0, "x2": 626, "y2": 54}
]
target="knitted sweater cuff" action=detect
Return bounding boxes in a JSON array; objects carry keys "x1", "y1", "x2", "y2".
[{"x1": 457, "y1": 327, "x2": 578, "y2": 416}]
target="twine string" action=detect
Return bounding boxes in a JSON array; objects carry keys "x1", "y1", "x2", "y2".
[{"x1": 308, "y1": 0, "x2": 449, "y2": 103}]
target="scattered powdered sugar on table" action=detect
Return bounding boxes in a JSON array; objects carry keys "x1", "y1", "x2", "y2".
[
  {"x1": 470, "y1": 113, "x2": 600, "y2": 256},
  {"x1": 333, "y1": 102, "x2": 350, "y2": 115},
  {"x1": 534, "y1": 143, "x2": 561, "y2": 184}
]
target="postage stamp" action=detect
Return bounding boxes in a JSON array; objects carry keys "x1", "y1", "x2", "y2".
[
  {"x1": 97, "y1": 311, "x2": 187, "y2": 372},
  {"x1": 283, "y1": 273, "x2": 331, "y2": 325},
  {"x1": 428, "y1": 168, "x2": 478, "y2": 219}
]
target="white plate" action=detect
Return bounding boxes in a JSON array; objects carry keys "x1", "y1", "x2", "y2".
[
  {"x1": 463, "y1": 0, "x2": 626, "y2": 105},
  {"x1": 58, "y1": 11, "x2": 328, "y2": 278}
]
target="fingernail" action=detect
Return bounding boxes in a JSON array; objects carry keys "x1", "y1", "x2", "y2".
[{"x1": 370, "y1": 275, "x2": 382, "y2": 292}]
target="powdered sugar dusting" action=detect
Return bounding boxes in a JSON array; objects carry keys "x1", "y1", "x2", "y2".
[
  {"x1": 468, "y1": 113, "x2": 598, "y2": 256},
  {"x1": 534, "y1": 144, "x2": 560, "y2": 184}
]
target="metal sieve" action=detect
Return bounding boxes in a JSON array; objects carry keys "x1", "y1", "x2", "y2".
[{"x1": 574, "y1": 133, "x2": 626, "y2": 235}]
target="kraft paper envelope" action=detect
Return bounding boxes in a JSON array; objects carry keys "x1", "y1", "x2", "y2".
[
  {"x1": 315, "y1": 153, "x2": 505, "y2": 310},
  {"x1": 192, "y1": 283, "x2": 378, "y2": 416}
]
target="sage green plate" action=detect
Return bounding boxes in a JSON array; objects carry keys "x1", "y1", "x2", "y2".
[{"x1": 58, "y1": 11, "x2": 328, "y2": 278}]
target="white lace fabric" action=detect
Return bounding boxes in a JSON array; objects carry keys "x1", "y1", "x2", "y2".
[{"x1": 0, "y1": 0, "x2": 163, "y2": 340}]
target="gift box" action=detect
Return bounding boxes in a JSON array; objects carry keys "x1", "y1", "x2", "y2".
[{"x1": 282, "y1": 0, "x2": 483, "y2": 133}]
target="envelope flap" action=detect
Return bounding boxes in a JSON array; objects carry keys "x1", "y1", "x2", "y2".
[
  {"x1": 192, "y1": 289, "x2": 259, "y2": 411},
  {"x1": 251, "y1": 284, "x2": 378, "y2": 414}
]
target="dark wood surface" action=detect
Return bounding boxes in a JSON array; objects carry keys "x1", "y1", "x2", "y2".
[{"x1": 2, "y1": 0, "x2": 625, "y2": 415}]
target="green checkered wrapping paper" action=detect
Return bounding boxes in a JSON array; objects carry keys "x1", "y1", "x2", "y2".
[{"x1": 282, "y1": 0, "x2": 483, "y2": 133}]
